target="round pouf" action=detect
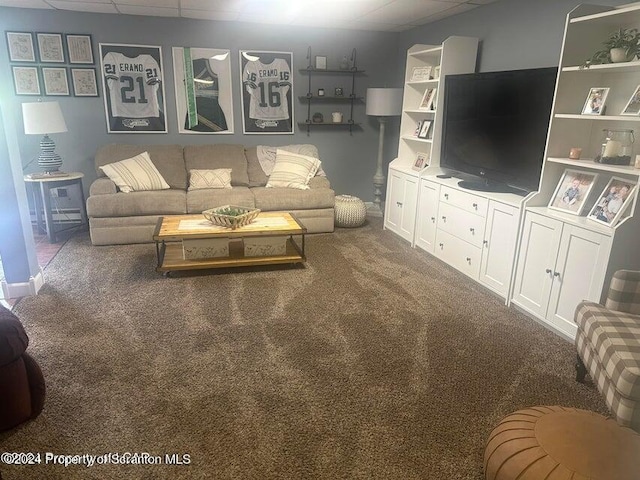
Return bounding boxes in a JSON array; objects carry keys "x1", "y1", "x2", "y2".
[
  {"x1": 484, "y1": 406, "x2": 640, "y2": 480},
  {"x1": 334, "y1": 195, "x2": 367, "y2": 228}
]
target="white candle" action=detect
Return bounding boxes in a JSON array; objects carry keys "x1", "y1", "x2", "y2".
[{"x1": 603, "y1": 140, "x2": 621, "y2": 157}]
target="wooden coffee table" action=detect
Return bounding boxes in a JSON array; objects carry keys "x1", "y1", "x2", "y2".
[{"x1": 153, "y1": 212, "x2": 306, "y2": 275}]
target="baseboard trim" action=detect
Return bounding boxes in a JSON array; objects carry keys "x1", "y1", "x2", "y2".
[
  {"x1": 365, "y1": 202, "x2": 384, "y2": 218},
  {"x1": 1, "y1": 267, "x2": 45, "y2": 299}
]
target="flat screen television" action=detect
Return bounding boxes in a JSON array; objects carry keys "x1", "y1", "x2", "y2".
[{"x1": 440, "y1": 67, "x2": 557, "y2": 194}]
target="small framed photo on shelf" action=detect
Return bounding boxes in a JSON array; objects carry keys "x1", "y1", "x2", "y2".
[
  {"x1": 548, "y1": 169, "x2": 598, "y2": 215},
  {"x1": 42, "y1": 67, "x2": 69, "y2": 96},
  {"x1": 410, "y1": 66, "x2": 432, "y2": 82},
  {"x1": 36, "y1": 32, "x2": 65, "y2": 63},
  {"x1": 581, "y1": 87, "x2": 609, "y2": 115},
  {"x1": 334, "y1": 87, "x2": 343, "y2": 97},
  {"x1": 412, "y1": 152, "x2": 430, "y2": 171},
  {"x1": 419, "y1": 88, "x2": 437, "y2": 110},
  {"x1": 587, "y1": 177, "x2": 636, "y2": 226},
  {"x1": 71, "y1": 68, "x2": 98, "y2": 97},
  {"x1": 66, "y1": 34, "x2": 94, "y2": 64},
  {"x1": 418, "y1": 120, "x2": 432, "y2": 139},
  {"x1": 315, "y1": 55, "x2": 327, "y2": 70},
  {"x1": 413, "y1": 120, "x2": 422, "y2": 137},
  {"x1": 433, "y1": 65, "x2": 441, "y2": 80},
  {"x1": 11, "y1": 66, "x2": 40, "y2": 95},
  {"x1": 621, "y1": 85, "x2": 640, "y2": 116},
  {"x1": 6, "y1": 31, "x2": 36, "y2": 62}
]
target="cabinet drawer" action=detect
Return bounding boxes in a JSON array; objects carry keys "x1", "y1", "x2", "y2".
[
  {"x1": 434, "y1": 229, "x2": 481, "y2": 280},
  {"x1": 437, "y1": 202, "x2": 486, "y2": 248},
  {"x1": 440, "y1": 186, "x2": 488, "y2": 217}
]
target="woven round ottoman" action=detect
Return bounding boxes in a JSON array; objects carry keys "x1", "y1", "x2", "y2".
[
  {"x1": 334, "y1": 194, "x2": 367, "y2": 228},
  {"x1": 484, "y1": 406, "x2": 640, "y2": 480}
]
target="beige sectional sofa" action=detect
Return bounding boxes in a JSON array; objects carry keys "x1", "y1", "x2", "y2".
[{"x1": 86, "y1": 144, "x2": 335, "y2": 245}]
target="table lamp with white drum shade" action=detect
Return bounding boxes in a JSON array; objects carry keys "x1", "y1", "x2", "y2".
[
  {"x1": 366, "y1": 88, "x2": 403, "y2": 216},
  {"x1": 22, "y1": 101, "x2": 68, "y2": 173}
]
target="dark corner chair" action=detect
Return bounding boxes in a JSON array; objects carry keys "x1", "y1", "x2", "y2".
[
  {"x1": 0, "y1": 304, "x2": 45, "y2": 431},
  {"x1": 574, "y1": 269, "x2": 640, "y2": 432}
]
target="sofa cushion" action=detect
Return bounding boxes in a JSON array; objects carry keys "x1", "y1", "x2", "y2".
[
  {"x1": 87, "y1": 190, "x2": 187, "y2": 217},
  {"x1": 95, "y1": 144, "x2": 186, "y2": 190},
  {"x1": 252, "y1": 186, "x2": 334, "y2": 211},
  {"x1": 186, "y1": 187, "x2": 255, "y2": 214},
  {"x1": 266, "y1": 149, "x2": 320, "y2": 190},
  {"x1": 246, "y1": 145, "x2": 325, "y2": 187},
  {"x1": 188, "y1": 169, "x2": 232, "y2": 190},
  {"x1": 183, "y1": 144, "x2": 249, "y2": 187},
  {"x1": 99, "y1": 152, "x2": 170, "y2": 193},
  {"x1": 245, "y1": 147, "x2": 268, "y2": 187}
]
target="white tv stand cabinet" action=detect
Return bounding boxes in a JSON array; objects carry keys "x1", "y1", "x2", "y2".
[{"x1": 414, "y1": 170, "x2": 529, "y2": 299}]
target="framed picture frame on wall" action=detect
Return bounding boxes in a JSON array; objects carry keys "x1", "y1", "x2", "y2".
[
  {"x1": 12, "y1": 66, "x2": 40, "y2": 95},
  {"x1": 42, "y1": 67, "x2": 70, "y2": 96},
  {"x1": 6, "y1": 31, "x2": 36, "y2": 62},
  {"x1": 66, "y1": 34, "x2": 94, "y2": 64},
  {"x1": 71, "y1": 68, "x2": 98, "y2": 97},
  {"x1": 36, "y1": 32, "x2": 65, "y2": 63}
]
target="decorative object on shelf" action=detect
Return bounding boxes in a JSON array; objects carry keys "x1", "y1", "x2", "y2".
[
  {"x1": 22, "y1": 101, "x2": 68, "y2": 172},
  {"x1": 36, "y1": 32, "x2": 65, "y2": 63},
  {"x1": 202, "y1": 205, "x2": 260, "y2": 229},
  {"x1": 334, "y1": 87, "x2": 343, "y2": 97},
  {"x1": 568, "y1": 147, "x2": 582, "y2": 160},
  {"x1": 412, "y1": 152, "x2": 430, "y2": 171},
  {"x1": 42, "y1": 67, "x2": 69, "y2": 96},
  {"x1": 65, "y1": 34, "x2": 94, "y2": 64},
  {"x1": 621, "y1": 85, "x2": 640, "y2": 116},
  {"x1": 595, "y1": 128, "x2": 634, "y2": 165},
  {"x1": 581, "y1": 87, "x2": 609, "y2": 115},
  {"x1": 366, "y1": 87, "x2": 403, "y2": 216},
  {"x1": 331, "y1": 112, "x2": 343, "y2": 123},
  {"x1": 5, "y1": 31, "x2": 36, "y2": 62},
  {"x1": 173, "y1": 47, "x2": 233, "y2": 134},
  {"x1": 410, "y1": 66, "x2": 432, "y2": 82},
  {"x1": 70, "y1": 68, "x2": 98, "y2": 97},
  {"x1": 100, "y1": 43, "x2": 167, "y2": 133},
  {"x1": 312, "y1": 112, "x2": 323, "y2": 123},
  {"x1": 317, "y1": 88, "x2": 324, "y2": 97},
  {"x1": 11, "y1": 66, "x2": 40, "y2": 95},
  {"x1": 635, "y1": 154, "x2": 640, "y2": 169},
  {"x1": 418, "y1": 120, "x2": 432, "y2": 139},
  {"x1": 584, "y1": 28, "x2": 640, "y2": 66},
  {"x1": 413, "y1": 120, "x2": 422, "y2": 137},
  {"x1": 339, "y1": 55, "x2": 350, "y2": 70},
  {"x1": 548, "y1": 169, "x2": 598, "y2": 216},
  {"x1": 433, "y1": 65, "x2": 441, "y2": 80},
  {"x1": 334, "y1": 194, "x2": 367, "y2": 228},
  {"x1": 315, "y1": 55, "x2": 327, "y2": 70},
  {"x1": 420, "y1": 87, "x2": 437, "y2": 110},
  {"x1": 587, "y1": 176, "x2": 636, "y2": 226}
]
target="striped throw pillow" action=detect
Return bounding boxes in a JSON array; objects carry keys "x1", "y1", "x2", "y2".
[
  {"x1": 188, "y1": 169, "x2": 232, "y2": 190},
  {"x1": 266, "y1": 149, "x2": 321, "y2": 190},
  {"x1": 99, "y1": 152, "x2": 170, "y2": 193}
]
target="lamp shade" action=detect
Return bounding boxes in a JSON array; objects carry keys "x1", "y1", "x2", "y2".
[
  {"x1": 366, "y1": 88, "x2": 403, "y2": 116},
  {"x1": 22, "y1": 101, "x2": 67, "y2": 135}
]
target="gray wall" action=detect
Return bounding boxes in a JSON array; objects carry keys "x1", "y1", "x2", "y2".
[{"x1": 0, "y1": 7, "x2": 401, "y2": 203}]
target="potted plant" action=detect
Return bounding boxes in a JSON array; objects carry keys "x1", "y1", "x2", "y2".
[{"x1": 584, "y1": 28, "x2": 640, "y2": 66}]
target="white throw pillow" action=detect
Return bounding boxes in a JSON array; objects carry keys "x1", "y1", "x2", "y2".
[
  {"x1": 99, "y1": 152, "x2": 170, "y2": 193},
  {"x1": 266, "y1": 149, "x2": 321, "y2": 190},
  {"x1": 188, "y1": 169, "x2": 232, "y2": 190}
]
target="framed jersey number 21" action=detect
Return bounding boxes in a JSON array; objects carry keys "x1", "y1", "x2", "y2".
[
  {"x1": 99, "y1": 43, "x2": 167, "y2": 133},
  {"x1": 240, "y1": 50, "x2": 294, "y2": 134}
]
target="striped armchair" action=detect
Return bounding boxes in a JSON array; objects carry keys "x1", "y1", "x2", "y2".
[{"x1": 575, "y1": 270, "x2": 640, "y2": 432}]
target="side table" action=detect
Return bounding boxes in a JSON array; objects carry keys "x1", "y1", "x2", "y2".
[{"x1": 23, "y1": 172, "x2": 88, "y2": 243}]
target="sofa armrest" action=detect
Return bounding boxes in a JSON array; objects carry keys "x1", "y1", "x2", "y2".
[
  {"x1": 308, "y1": 176, "x2": 331, "y2": 189},
  {"x1": 90, "y1": 178, "x2": 117, "y2": 196},
  {"x1": 605, "y1": 270, "x2": 640, "y2": 315}
]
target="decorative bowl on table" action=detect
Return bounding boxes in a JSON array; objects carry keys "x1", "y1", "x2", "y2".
[{"x1": 202, "y1": 205, "x2": 260, "y2": 229}]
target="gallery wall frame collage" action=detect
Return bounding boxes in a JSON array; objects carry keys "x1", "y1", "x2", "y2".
[{"x1": 6, "y1": 31, "x2": 98, "y2": 97}]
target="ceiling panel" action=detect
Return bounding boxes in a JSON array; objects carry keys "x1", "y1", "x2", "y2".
[
  {"x1": 180, "y1": 8, "x2": 239, "y2": 21},
  {"x1": 46, "y1": 1, "x2": 119, "y2": 13},
  {"x1": 116, "y1": 0, "x2": 179, "y2": 7},
  {"x1": 117, "y1": 5, "x2": 179, "y2": 16},
  {"x1": 358, "y1": 0, "x2": 454, "y2": 25},
  {"x1": 0, "y1": 0, "x2": 52, "y2": 8}
]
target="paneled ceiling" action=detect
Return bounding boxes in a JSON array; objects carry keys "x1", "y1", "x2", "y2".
[{"x1": 0, "y1": 0, "x2": 499, "y2": 32}]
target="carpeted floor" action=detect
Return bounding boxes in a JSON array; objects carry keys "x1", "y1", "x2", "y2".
[{"x1": 0, "y1": 218, "x2": 607, "y2": 480}]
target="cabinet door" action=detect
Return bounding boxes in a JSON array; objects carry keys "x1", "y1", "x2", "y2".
[
  {"x1": 399, "y1": 175, "x2": 418, "y2": 242},
  {"x1": 512, "y1": 212, "x2": 563, "y2": 318},
  {"x1": 385, "y1": 171, "x2": 405, "y2": 233},
  {"x1": 479, "y1": 201, "x2": 519, "y2": 298},
  {"x1": 415, "y1": 179, "x2": 440, "y2": 253},
  {"x1": 546, "y1": 225, "x2": 611, "y2": 339}
]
